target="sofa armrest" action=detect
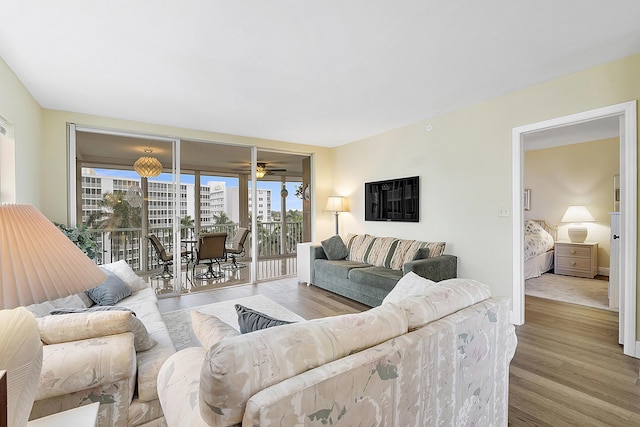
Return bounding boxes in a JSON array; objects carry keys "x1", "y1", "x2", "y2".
[
  {"x1": 36, "y1": 332, "x2": 136, "y2": 401},
  {"x1": 403, "y1": 254, "x2": 457, "y2": 282},
  {"x1": 157, "y1": 347, "x2": 209, "y2": 427},
  {"x1": 36, "y1": 311, "x2": 132, "y2": 345},
  {"x1": 309, "y1": 245, "x2": 327, "y2": 284}
]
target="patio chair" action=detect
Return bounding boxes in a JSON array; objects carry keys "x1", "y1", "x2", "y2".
[
  {"x1": 147, "y1": 234, "x2": 189, "y2": 279},
  {"x1": 192, "y1": 232, "x2": 227, "y2": 280},
  {"x1": 223, "y1": 227, "x2": 250, "y2": 270}
]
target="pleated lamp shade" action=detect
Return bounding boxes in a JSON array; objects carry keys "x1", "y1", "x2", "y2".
[{"x1": 0, "y1": 204, "x2": 107, "y2": 309}]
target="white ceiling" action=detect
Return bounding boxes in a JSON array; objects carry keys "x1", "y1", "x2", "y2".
[{"x1": 2, "y1": 1, "x2": 640, "y2": 147}]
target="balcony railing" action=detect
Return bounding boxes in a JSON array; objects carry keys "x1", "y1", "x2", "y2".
[{"x1": 89, "y1": 221, "x2": 302, "y2": 272}]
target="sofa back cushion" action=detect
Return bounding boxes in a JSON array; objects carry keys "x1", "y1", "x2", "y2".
[
  {"x1": 397, "y1": 278, "x2": 492, "y2": 330},
  {"x1": 344, "y1": 234, "x2": 446, "y2": 270},
  {"x1": 365, "y1": 236, "x2": 399, "y2": 268},
  {"x1": 345, "y1": 234, "x2": 375, "y2": 263},
  {"x1": 198, "y1": 302, "x2": 409, "y2": 426}
]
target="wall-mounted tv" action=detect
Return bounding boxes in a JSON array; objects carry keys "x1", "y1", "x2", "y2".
[{"x1": 364, "y1": 176, "x2": 419, "y2": 222}]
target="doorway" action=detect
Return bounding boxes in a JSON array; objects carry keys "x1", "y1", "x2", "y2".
[{"x1": 511, "y1": 101, "x2": 637, "y2": 358}]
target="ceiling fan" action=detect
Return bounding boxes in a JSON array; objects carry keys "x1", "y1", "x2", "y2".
[{"x1": 233, "y1": 162, "x2": 287, "y2": 178}]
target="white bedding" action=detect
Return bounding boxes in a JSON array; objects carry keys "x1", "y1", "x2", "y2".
[
  {"x1": 524, "y1": 220, "x2": 554, "y2": 261},
  {"x1": 524, "y1": 220, "x2": 555, "y2": 279}
]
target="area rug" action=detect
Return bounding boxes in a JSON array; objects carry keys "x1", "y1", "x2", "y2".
[
  {"x1": 525, "y1": 273, "x2": 616, "y2": 312},
  {"x1": 162, "y1": 294, "x2": 306, "y2": 351}
]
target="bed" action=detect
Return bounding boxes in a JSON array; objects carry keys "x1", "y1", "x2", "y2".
[{"x1": 524, "y1": 219, "x2": 557, "y2": 280}]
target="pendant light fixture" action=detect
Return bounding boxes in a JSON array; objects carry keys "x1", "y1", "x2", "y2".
[{"x1": 134, "y1": 147, "x2": 162, "y2": 178}]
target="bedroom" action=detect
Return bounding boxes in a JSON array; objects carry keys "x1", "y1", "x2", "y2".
[{"x1": 523, "y1": 118, "x2": 620, "y2": 312}]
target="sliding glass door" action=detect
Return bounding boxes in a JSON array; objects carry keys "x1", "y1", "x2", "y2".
[{"x1": 70, "y1": 125, "x2": 313, "y2": 293}]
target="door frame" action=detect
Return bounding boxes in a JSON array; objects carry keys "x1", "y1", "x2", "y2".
[{"x1": 511, "y1": 101, "x2": 637, "y2": 358}]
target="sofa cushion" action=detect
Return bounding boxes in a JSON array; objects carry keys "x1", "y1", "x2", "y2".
[
  {"x1": 365, "y1": 236, "x2": 399, "y2": 268},
  {"x1": 101, "y1": 260, "x2": 148, "y2": 293},
  {"x1": 314, "y1": 259, "x2": 370, "y2": 279},
  {"x1": 390, "y1": 240, "x2": 446, "y2": 270},
  {"x1": 198, "y1": 302, "x2": 409, "y2": 426},
  {"x1": 85, "y1": 269, "x2": 132, "y2": 306},
  {"x1": 346, "y1": 234, "x2": 375, "y2": 263},
  {"x1": 191, "y1": 310, "x2": 240, "y2": 349},
  {"x1": 348, "y1": 266, "x2": 402, "y2": 291},
  {"x1": 116, "y1": 286, "x2": 176, "y2": 402},
  {"x1": 321, "y1": 235, "x2": 349, "y2": 260},
  {"x1": 382, "y1": 271, "x2": 437, "y2": 304},
  {"x1": 398, "y1": 278, "x2": 492, "y2": 330},
  {"x1": 235, "y1": 304, "x2": 296, "y2": 333},
  {"x1": 412, "y1": 242, "x2": 446, "y2": 260}
]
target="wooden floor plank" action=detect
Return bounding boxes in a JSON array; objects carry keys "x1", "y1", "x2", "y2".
[{"x1": 509, "y1": 296, "x2": 640, "y2": 426}]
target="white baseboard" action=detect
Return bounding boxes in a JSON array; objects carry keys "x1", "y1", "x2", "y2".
[
  {"x1": 636, "y1": 341, "x2": 640, "y2": 358},
  {"x1": 598, "y1": 267, "x2": 610, "y2": 276}
]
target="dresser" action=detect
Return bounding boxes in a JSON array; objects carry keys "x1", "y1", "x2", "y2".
[{"x1": 554, "y1": 241, "x2": 598, "y2": 278}]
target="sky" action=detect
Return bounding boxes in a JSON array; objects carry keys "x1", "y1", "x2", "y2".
[{"x1": 94, "y1": 169, "x2": 303, "y2": 211}]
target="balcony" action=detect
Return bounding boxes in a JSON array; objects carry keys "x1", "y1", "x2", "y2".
[{"x1": 89, "y1": 220, "x2": 301, "y2": 294}]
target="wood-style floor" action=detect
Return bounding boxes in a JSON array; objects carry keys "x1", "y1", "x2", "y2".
[
  {"x1": 157, "y1": 278, "x2": 640, "y2": 425},
  {"x1": 510, "y1": 295, "x2": 640, "y2": 426}
]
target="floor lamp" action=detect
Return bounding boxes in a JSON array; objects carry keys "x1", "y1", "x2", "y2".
[
  {"x1": 325, "y1": 196, "x2": 348, "y2": 235},
  {"x1": 0, "y1": 204, "x2": 107, "y2": 427}
]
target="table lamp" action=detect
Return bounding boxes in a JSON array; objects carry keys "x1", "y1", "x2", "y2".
[
  {"x1": 0, "y1": 204, "x2": 107, "y2": 426},
  {"x1": 561, "y1": 205, "x2": 595, "y2": 243}
]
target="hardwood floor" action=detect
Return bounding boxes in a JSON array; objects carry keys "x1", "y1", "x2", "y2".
[
  {"x1": 157, "y1": 276, "x2": 370, "y2": 319},
  {"x1": 510, "y1": 295, "x2": 640, "y2": 426},
  {"x1": 157, "y1": 279, "x2": 640, "y2": 425}
]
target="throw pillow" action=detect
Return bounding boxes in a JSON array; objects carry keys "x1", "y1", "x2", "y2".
[
  {"x1": 85, "y1": 270, "x2": 132, "y2": 306},
  {"x1": 382, "y1": 271, "x2": 437, "y2": 304},
  {"x1": 49, "y1": 306, "x2": 135, "y2": 315},
  {"x1": 129, "y1": 315, "x2": 157, "y2": 352},
  {"x1": 234, "y1": 304, "x2": 295, "y2": 334},
  {"x1": 100, "y1": 260, "x2": 148, "y2": 293},
  {"x1": 321, "y1": 235, "x2": 349, "y2": 260},
  {"x1": 191, "y1": 310, "x2": 240, "y2": 348}
]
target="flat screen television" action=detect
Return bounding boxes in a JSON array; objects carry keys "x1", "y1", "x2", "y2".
[{"x1": 365, "y1": 176, "x2": 419, "y2": 222}]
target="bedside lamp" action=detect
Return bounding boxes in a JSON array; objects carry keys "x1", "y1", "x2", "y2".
[
  {"x1": 325, "y1": 196, "x2": 349, "y2": 235},
  {"x1": 561, "y1": 205, "x2": 595, "y2": 243}
]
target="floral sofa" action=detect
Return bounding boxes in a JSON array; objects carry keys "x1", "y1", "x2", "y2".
[
  {"x1": 157, "y1": 275, "x2": 517, "y2": 426},
  {"x1": 25, "y1": 261, "x2": 175, "y2": 427},
  {"x1": 311, "y1": 233, "x2": 458, "y2": 306}
]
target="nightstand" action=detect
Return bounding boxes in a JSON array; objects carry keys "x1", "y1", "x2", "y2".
[{"x1": 554, "y1": 241, "x2": 598, "y2": 278}]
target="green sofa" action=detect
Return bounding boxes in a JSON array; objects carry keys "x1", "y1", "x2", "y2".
[{"x1": 310, "y1": 234, "x2": 457, "y2": 307}]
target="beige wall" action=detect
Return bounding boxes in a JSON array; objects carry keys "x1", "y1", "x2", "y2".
[
  {"x1": 332, "y1": 52, "x2": 640, "y2": 335},
  {"x1": 524, "y1": 138, "x2": 620, "y2": 270},
  {"x1": 0, "y1": 57, "x2": 43, "y2": 205}
]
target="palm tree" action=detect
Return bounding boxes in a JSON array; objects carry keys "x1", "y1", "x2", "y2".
[
  {"x1": 85, "y1": 190, "x2": 141, "y2": 229},
  {"x1": 213, "y1": 212, "x2": 233, "y2": 224},
  {"x1": 84, "y1": 190, "x2": 142, "y2": 263},
  {"x1": 180, "y1": 215, "x2": 194, "y2": 238}
]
